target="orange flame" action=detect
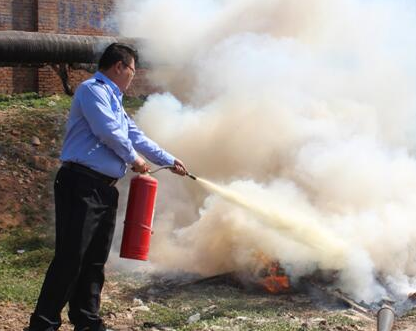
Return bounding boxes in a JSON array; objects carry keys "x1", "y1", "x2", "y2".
[{"x1": 255, "y1": 252, "x2": 290, "y2": 294}]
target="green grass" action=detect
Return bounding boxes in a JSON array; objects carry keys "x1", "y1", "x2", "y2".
[
  {"x1": 327, "y1": 313, "x2": 363, "y2": 328},
  {"x1": 0, "y1": 93, "x2": 72, "y2": 110},
  {"x1": 137, "y1": 300, "x2": 305, "y2": 331},
  {"x1": 104, "y1": 275, "x2": 370, "y2": 331},
  {"x1": 0, "y1": 94, "x2": 69, "y2": 159},
  {"x1": 0, "y1": 226, "x2": 54, "y2": 305},
  {"x1": 402, "y1": 307, "x2": 416, "y2": 318},
  {"x1": 142, "y1": 303, "x2": 189, "y2": 327},
  {"x1": 0, "y1": 93, "x2": 144, "y2": 112},
  {"x1": 117, "y1": 282, "x2": 311, "y2": 331}
]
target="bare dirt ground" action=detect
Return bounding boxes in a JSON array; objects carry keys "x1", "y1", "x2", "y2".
[{"x1": 1, "y1": 96, "x2": 416, "y2": 330}]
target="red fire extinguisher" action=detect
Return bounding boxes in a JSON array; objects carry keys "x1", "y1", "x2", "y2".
[
  {"x1": 120, "y1": 174, "x2": 158, "y2": 261},
  {"x1": 120, "y1": 166, "x2": 196, "y2": 261}
]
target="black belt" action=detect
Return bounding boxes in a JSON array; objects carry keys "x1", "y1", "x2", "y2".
[{"x1": 62, "y1": 162, "x2": 118, "y2": 187}]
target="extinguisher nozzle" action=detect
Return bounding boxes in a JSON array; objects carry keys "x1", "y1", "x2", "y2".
[{"x1": 187, "y1": 172, "x2": 197, "y2": 180}]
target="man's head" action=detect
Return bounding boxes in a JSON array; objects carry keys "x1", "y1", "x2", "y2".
[{"x1": 98, "y1": 43, "x2": 138, "y2": 92}]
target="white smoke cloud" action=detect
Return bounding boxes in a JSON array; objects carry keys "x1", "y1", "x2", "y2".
[{"x1": 115, "y1": 0, "x2": 416, "y2": 303}]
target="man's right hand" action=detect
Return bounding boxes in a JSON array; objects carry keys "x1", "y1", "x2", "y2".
[{"x1": 131, "y1": 157, "x2": 150, "y2": 173}]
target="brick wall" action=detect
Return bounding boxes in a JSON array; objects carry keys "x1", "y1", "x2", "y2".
[
  {"x1": 0, "y1": 0, "x2": 153, "y2": 96},
  {"x1": 0, "y1": 68, "x2": 14, "y2": 94},
  {"x1": 0, "y1": 0, "x2": 38, "y2": 94}
]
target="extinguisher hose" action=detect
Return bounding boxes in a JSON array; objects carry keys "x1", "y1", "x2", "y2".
[
  {"x1": 147, "y1": 165, "x2": 174, "y2": 174},
  {"x1": 147, "y1": 165, "x2": 197, "y2": 180}
]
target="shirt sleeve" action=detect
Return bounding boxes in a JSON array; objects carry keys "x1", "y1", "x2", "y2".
[
  {"x1": 126, "y1": 113, "x2": 175, "y2": 166},
  {"x1": 79, "y1": 83, "x2": 139, "y2": 164}
]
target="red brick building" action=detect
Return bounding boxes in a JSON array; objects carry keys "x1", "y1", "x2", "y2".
[{"x1": 0, "y1": 0, "x2": 151, "y2": 95}]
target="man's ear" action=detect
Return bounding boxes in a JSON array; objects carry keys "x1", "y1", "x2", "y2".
[{"x1": 114, "y1": 61, "x2": 124, "y2": 74}]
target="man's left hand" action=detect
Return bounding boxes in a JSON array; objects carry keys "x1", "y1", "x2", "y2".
[{"x1": 170, "y1": 159, "x2": 187, "y2": 176}]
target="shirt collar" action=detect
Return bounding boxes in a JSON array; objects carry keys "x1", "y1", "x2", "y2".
[{"x1": 94, "y1": 71, "x2": 123, "y2": 99}]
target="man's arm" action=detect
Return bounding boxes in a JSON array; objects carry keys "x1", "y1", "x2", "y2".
[
  {"x1": 126, "y1": 114, "x2": 175, "y2": 166},
  {"x1": 126, "y1": 114, "x2": 187, "y2": 175}
]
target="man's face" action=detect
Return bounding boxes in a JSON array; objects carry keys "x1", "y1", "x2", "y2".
[{"x1": 115, "y1": 57, "x2": 135, "y2": 92}]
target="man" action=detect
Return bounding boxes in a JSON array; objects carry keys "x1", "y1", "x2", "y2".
[{"x1": 28, "y1": 43, "x2": 187, "y2": 331}]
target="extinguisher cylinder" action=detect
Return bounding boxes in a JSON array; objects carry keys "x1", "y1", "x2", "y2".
[{"x1": 120, "y1": 174, "x2": 158, "y2": 261}]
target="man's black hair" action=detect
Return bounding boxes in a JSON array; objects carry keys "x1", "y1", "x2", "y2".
[{"x1": 98, "y1": 43, "x2": 139, "y2": 70}]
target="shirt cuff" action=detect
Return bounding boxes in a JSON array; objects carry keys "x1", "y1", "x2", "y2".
[
  {"x1": 163, "y1": 152, "x2": 176, "y2": 166},
  {"x1": 126, "y1": 150, "x2": 139, "y2": 164}
]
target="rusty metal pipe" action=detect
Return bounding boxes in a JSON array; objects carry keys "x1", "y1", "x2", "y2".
[{"x1": 377, "y1": 305, "x2": 395, "y2": 331}]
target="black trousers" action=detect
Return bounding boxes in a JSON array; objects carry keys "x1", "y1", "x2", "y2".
[{"x1": 29, "y1": 167, "x2": 119, "y2": 331}]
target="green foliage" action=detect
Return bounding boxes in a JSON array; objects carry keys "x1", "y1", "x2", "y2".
[
  {"x1": 123, "y1": 96, "x2": 145, "y2": 115},
  {"x1": 0, "y1": 227, "x2": 54, "y2": 305}
]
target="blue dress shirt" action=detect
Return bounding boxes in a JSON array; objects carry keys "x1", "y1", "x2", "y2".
[{"x1": 60, "y1": 72, "x2": 175, "y2": 178}]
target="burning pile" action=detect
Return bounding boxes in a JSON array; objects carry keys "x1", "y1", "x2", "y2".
[{"x1": 258, "y1": 260, "x2": 290, "y2": 294}]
